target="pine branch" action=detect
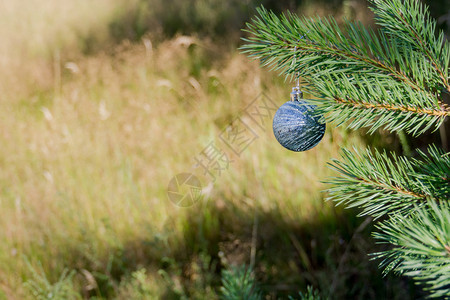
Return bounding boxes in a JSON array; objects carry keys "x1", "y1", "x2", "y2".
[
  {"x1": 306, "y1": 73, "x2": 448, "y2": 135},
  {"x1": 373, "y1": 201, "x2": 450, "y2": 298},
  {"x1": 326, "y1": 146, "x2": 450, "y2": 219},
  {"x1": 413, "y1": 146, "x2": 450, "y2": 200},
  {"x1": 241, "y1": 5, "x2": 450, "y2": 136},
  {"x1": 370, "y1": 0, "x2": 450, "y2": 93},
  {"x1": 242, "y1": 8, "x2": 432, "y2": 90}
]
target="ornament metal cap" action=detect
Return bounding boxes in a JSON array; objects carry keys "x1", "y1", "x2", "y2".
[{"x1": 290, "y1": 86, "x2": 303, "y2": 102}]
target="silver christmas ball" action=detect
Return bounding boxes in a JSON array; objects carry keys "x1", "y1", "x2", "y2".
[{"x1": 272, "y1": 89, "x2": 326, "y2": 152}]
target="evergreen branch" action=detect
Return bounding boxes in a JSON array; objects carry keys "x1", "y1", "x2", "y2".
[
  {"x1": 334, "y1": 98, "x2": 448, "y2": 118},
  {"x1": 412, "y1": 146, "x2": 450, "y2": 200},
  {"x1": 373, "y1": 201, "x2": 450, "y2": 298},
  {"x1": 306, "y1": 73, "x2": 447, "y2": 136},
  {"x1": 242, "y1": 8, "x2": 436, "y2": 92},
  {"x1": 241, "y1": 7, "x2": 448, "y2": 135},
  {"x1": 400, "y1": 18, "x2": 450, "y2": 92},
  {"x1": 370, "y1": 0, "x2": 450, "y2": 92},
  {"x1": 297, "y1": 36, "x2": 445, "y2": 94},
  {"x1": 326, "y1": 146, "x2": 449, "y2": 219}
]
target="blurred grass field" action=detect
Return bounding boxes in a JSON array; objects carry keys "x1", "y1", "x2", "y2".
[{"x1": 0, "y1": 0, "x2": 439, "y2": 298}]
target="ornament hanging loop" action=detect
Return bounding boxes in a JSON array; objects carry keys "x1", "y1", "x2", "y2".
[{"x1": 291, "y1": 44, "x2": 303, "y2": 102}]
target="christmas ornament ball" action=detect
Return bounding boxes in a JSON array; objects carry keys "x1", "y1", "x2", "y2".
[{"x1": 272, "y1": 100, "x2": 326, "y2": 152}]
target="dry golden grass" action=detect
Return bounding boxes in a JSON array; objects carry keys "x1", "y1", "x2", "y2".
[{"x1": 0, "y1": 1, "x2": 369, "y2": 298}]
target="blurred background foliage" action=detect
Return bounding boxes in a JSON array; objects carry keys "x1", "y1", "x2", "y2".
[{"x1": 0, "y1": 0, "x2": 448, "y2": 299}]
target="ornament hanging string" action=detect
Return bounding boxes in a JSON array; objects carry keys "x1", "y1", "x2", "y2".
[
  {"x1": 291, "y1": 41, "x2": 303, "y2": 101},
  {"x1": 295, "y1": 44, "x2": 300, "y2": 88}
]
